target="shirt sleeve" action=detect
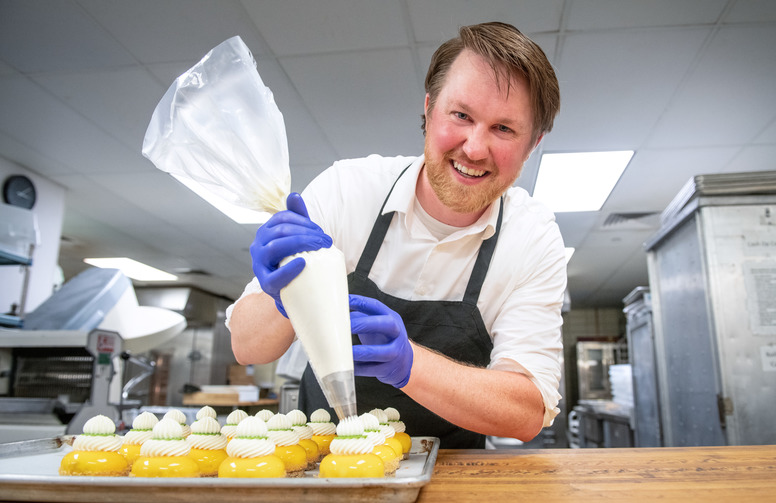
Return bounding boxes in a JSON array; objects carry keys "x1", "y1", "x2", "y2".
[{"x1": 484, "y1": 201, "x2": 567, "y2": 428}]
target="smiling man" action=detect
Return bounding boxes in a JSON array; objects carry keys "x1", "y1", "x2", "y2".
[{"x1": 227, "y1": 22, "x2": 565, "y2": 449}]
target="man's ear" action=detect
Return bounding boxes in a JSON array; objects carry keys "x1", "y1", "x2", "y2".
[{"x1": 533, "y1": 133, "x2": 545, "y2": 150}]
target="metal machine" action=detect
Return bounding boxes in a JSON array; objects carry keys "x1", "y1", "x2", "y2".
[
  {"x1": 645, "y1": 171, "x2": 776, "y2": 446},
  {"x1": 0, "y1": 268, "x2": 185, "y2": 441},
  {"x1": 623, "y1": 286, "x2": 662, "y2": 447}
]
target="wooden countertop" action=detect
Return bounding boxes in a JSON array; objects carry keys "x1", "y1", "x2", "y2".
[{"x1": 417, "y1": 445, "x2": 776, "y2": 502}]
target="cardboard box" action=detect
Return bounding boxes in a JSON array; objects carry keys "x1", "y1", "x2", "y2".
[{"x1": 228, "y1": 364, "x2": 255, "y2": 385}]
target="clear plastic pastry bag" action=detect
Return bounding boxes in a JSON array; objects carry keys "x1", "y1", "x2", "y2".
[
  {"x1": 142, "y1": 36, "x2": 289, "y2": 214},
  {"x1": 141, "y1": 36, "x2": 356, "y2": 419}
]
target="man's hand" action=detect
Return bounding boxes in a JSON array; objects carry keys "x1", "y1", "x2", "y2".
[
  {"x1": 250, "y1": 192, "x2": 332, "y2": 316},
  {"x1": 350, "y1": 295, "x2": 414, "y2": 388}
]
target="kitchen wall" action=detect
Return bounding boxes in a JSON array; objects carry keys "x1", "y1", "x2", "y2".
[{"x1": 0, "y1": 158, "x2": 65, "y2": 316}]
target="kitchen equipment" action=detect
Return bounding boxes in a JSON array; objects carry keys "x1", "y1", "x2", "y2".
[
  {"x1": 576, "y1": 341, "x2": 616, "y2": 400},
  {"x1": 623, "y1": 286, "x2": 662, "y2": 447},
  {"x1": 645, "y1": 170, "x2": 776, "y2": 446},
  {"x1": 0, "y1": 203, "x2": 39, "y2": 326},
  {"x1": 0, "y1": 268, "x2": 186, "y2": 440}
]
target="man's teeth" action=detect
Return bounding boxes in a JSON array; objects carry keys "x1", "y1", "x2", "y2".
[{"x1": 453, "y1": 161, "x2": 486, "y2": 177}]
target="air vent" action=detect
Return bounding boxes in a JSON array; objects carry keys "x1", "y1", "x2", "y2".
[{"x1": 602, "y1": 212, "x2": 659, "y2": 230}]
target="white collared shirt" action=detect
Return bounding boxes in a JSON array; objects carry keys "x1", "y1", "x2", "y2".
[{"x1": 227, "y1": 154, "x2": 567, "y2": 426}]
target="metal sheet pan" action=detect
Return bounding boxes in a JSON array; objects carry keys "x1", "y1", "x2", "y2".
[{"x1": 0, "y1": 436, "x2": 439, "y2": 503}]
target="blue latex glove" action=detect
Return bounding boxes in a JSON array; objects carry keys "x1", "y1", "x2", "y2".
[
  {"x1": 250, "y1": 192, "x2": 332, "y2": 317},
  {"x1": 350, "y1": 294, "x2": 414, "y2": 389}
]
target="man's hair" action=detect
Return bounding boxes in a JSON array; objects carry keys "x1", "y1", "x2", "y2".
[{"x1": 422, "y1": 22, "x2": 560, "y2": 143}]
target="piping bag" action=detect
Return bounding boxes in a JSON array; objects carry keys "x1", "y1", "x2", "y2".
[{"x1": 141, "y1": 36, "x2": 356, "y2": 420}]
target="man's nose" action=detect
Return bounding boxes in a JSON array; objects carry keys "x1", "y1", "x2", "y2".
[{"x1": 462, "y1": 125, "x2": 489, "y2": 161}]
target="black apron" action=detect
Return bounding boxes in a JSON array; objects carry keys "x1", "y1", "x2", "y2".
[{"x1": 299, "y1": 166, "x2": 503, "y2": 448}]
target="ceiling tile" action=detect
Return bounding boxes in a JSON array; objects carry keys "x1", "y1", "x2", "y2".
[
  {"x1": 79, "y1": 0, "x2": 270, "y2": 64},
  {"x1": 281, "y1": 48, "x2": 425, "y2": 159},
  {"x1": 647, "y1": 25, "x2": 776, "y2": 148},
  {"x1": 726, "y1": 0, "x2": 776, "y2": 22},
  {"x1": 546, "y1": 28, "x2": 709, "y2": 151},
  {"x1": 32, "y1": 68, "x2": 167, "y2": 151},
  {"x1": 567, "y1": 0, "x2": 728, "y2": 30},
  {"x1": 0, "y1": 0, "x2": 136, "y2": 73},
  {"x1": 725, "y1": 145, "x2": 776, "y2": 173},
  {"x1": 0, "y1": 132, "x2": 73, "y2": 176},
  {"x1": 605, "y1": 147, "x2": 740, "y2": 213},
  {"x1": 555, "y1": 212, "x2": 598, "y2": 248},
  {"x1": 407, "y1": 0, "x2": 564, "y2": 43},
  {"x1": 251, "y1": 57, "x2": 338, "y2": 168},
  {"x1": 0, "y1": 76, "x2": 150, "y2": 175},
  {"x1": 242, "y1": 0, "x2": 408, "y2": 56}
]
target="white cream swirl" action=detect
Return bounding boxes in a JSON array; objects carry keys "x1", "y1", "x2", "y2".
[
  {"x1": 309, "y1": 409, "x2": 331, "y2": 422},
  {"x1": 286, "y1": 409, "x2": 307, "y2": 426},
  {"x1": 122, "y1": 429, "x2": 152, "y2": 445},
  {"x1": 122, "y1": 411, "x2": 158, "y2": 445},
  {"x1": 384, "y1": 407, "x2": 401, "y2": 421},
  {"x1": 187, "y1": 417, "x2": 228, "y2": 450},
  {"x1": 132, "y1": 411, "x2": 159, "y2": 430},
  {"x1": 266, "y1": 414, "x2": 301, "y2": 447},
  {"x1": 308, "y1": 408, "x2": 336, "y2": 435},
  {"x1": 225, "y1": 416, "x2": 276, "y2": 458},
  {"x1": 73, "y1": 434, "x2": 123, "y2": 452},
  {"x1": 360, "y1": 413, "x2": 385, "y2": 445},
  {"x1": 163, "y1": 409, "x2": 190, "y2": 437},
  {"x1": 196, "y1": 406, "x2": 217, "y2": 420},
  {"x1": 222, "y1": 409, "x2": 249, "y2": 438},
  {"x1": 72, "y1": 415, "x2": 122, "y2": 452},
  {"x1": 255, "y1": 409, "x2": 274, "y2": 421},
  {"x1": 83, "y1": 415, "x2": 116, "y2": 435},
  {"x1": 383, "y1": 407, "x2": 407, "y2": 433},
  {"x1": 329, "y1": 416, "x2": 373, "y2": 455},
  {"x1": 286, "y1": 409, "x2": 314, "y2": 439},
  {"x1": 369, "y1": 408, "x2": 396, "y2": 438},
  {"x1": 139, "y1": 419, "x2": 190, "y2": 457}
]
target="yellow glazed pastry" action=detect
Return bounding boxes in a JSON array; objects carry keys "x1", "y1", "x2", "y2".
[
  {"x1": 384, "y1": 407, "x2": 412, "y2": 459},
  {"x1": 219, "y1": 416, "x2": 285, "y2": 478},
  {"x1": 162, "y1": 409, "x2": 191, "y2": 438},
  {"x1": 60, "y1": 415, "x2": 129, "y2": 476},
  {"x1": 266, "y1": 413, "x2": 308, "y2": 477},
  {"x1": 308, "y1": 409, "x2": 337, "y2": 456},
  {"x1": 131, "y1": 418, "x2": 199, "y2": 477},
  {"x1": 370, "y1": 408, "x2": 404, "y2": 462},
  {"x1": 120, "y1": 411, "x2": 158, "y2": 466},
  {"x1": 361, "y1": 412, "x2": 399, "y2": 475},
  {"x1": 319, "y1": 415, "x2": 384, "y2": 478},
  {"x1": 221, "y1": 409, "x2": 248, "y2": 442},
  {"x1": 287, "y1": 409, "x2": 320, "y2": 467},
  {"x1": 187, "y1": 416, "x2": 228, "y2": 477}
]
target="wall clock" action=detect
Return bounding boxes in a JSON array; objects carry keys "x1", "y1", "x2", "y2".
[{"x1": 2, "y1": 175, "x2": 37, "y2": 209}]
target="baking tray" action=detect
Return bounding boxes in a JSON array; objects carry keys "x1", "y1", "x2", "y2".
[{"x1": 0, "y1": 435, "x2": 439, "y2": 503}]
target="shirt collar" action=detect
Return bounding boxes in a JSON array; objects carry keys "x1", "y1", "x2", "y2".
[{"x1": 383, "y1": 155, "x2": 499, "y2": 240}]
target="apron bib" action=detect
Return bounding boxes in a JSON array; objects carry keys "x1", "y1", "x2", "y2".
[{"x1": 299, "y1": 166, "x2": 503, "y2": 448}]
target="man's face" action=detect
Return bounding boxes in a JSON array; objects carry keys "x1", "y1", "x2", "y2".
[{"x1": 422, "y1": 49, "x2": 540, "y2": 219}]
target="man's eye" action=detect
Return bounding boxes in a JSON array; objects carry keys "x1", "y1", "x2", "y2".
[
  {"x1": 454, "y1": 112, "x2": 469, "y2": 120},
  {"x1": 496, "y1": 124, "x2": 513, "y2": 133}
]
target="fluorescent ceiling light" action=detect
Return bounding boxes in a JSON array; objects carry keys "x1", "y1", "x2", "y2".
[
  {"x1": 533, "y1": 151, "x2": 634, "y2": 212},
  {"x1": 565, "y1": 247, "x2": 575, "y2": 263},
  {"x1": 174, "y1": 175, "x2": 271, "y2": 224},
  {"x1": 84, "y1": 257, "x2": 178, "y2": 282}
]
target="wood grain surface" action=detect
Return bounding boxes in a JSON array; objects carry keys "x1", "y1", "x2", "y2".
[{"x1": 416, "y1": 445, "x2": 776, "y2": 502}]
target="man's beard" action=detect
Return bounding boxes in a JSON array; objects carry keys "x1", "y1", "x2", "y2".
[{"x1": 424, "y1": 146, "x2": 514, "y2": 215}]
